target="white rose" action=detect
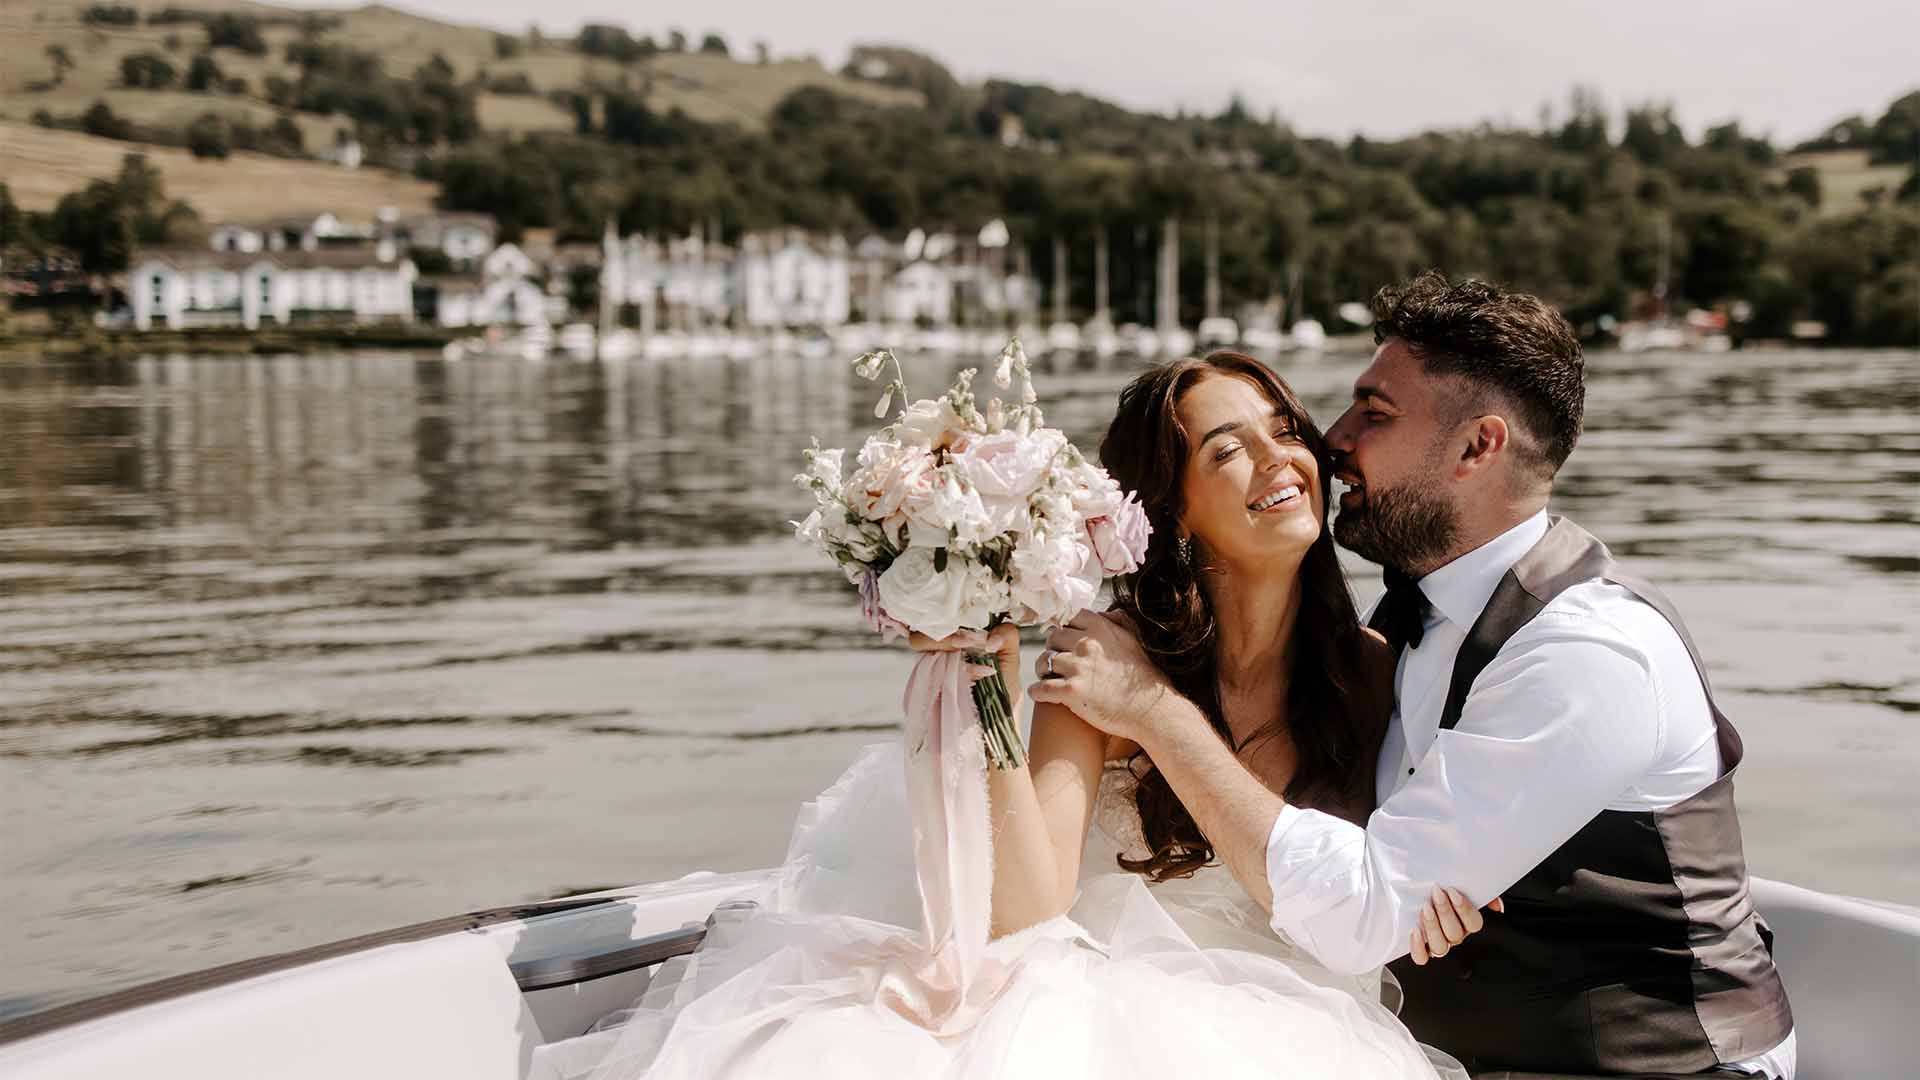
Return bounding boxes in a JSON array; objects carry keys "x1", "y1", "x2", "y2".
[
  {"x1": 844, "y1": 438, "x2": 934, "y2": 521},
  {"x1": 905, "y1": 466, "x2": 1002, "y2": 548},
  {"x1": 878, "y1": 548, "x2": 1005, "y2": 640},
  {"x1": 1009, "y1": 533, "x2": 1099, "y2": 627},
  {"x1": 895, "y1": 398, "x2": 968, "y2": 451}
]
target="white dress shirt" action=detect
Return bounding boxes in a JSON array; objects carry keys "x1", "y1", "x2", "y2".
[{"x1": 1263, "y1": 511, "x2": 1795, "y2": 1078}]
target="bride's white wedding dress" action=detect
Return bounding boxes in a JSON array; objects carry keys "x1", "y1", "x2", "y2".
[{"x1": 540, "y1": 732, "x2": 1465, "y2": 1080}]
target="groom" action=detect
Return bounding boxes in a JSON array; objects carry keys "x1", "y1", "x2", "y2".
[{"x1": 1033, "y1": 273, "x2": 1795, "y2": 1079}]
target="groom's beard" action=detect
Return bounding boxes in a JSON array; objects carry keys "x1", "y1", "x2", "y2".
[{"x1": 1332, "y1": 473, "x2": 1460, "y2": 574}]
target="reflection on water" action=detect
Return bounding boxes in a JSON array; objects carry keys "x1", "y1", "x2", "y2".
[{"x1": 1, "y1": 345, "x2": 1916, "y2": 1020}]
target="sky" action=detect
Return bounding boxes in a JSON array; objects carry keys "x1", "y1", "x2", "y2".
[{"x1": 292, "y1": 0, "x2": 1919, "y2": 145}]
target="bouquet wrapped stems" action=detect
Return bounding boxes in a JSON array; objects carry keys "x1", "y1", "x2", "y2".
[{"x1": 964, "y1": 650, "x2": 1027, "y2": 770}]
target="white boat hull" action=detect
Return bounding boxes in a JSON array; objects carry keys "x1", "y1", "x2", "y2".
[{"x1": 1, "y1": 875, "x2": 1912, "y2": 1079}]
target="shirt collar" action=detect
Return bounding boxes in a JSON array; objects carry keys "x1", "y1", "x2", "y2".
[{"x1": 1416, "y1": 511, "x2": 1550, "y2": 631}]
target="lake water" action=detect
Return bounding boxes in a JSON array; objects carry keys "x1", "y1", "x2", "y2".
[{"x1": 1, "y1": 344, "x2": 1915, "y2": 1021}]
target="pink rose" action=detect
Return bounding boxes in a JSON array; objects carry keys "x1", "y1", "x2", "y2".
[
  {"x1": 957, "y1": 429, "x2": 1063, "y2": 500},
  {"x1": 1086, "y1": 494, "x2": 1153, "y2": 575}
]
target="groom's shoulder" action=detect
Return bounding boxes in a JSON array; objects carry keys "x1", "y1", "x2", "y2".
[{"x1": 1511, "y1": 578, "x2": 1677, "y2": 673}]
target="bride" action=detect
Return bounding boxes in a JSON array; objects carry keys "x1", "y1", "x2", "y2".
[{"x1": 548, "y1": 352, "x2": 1482, "y2": 1079}]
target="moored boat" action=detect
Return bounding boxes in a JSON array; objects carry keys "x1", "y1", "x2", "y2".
[
  {"x1": 0, "y1": 875, "x2": 1911, "y2": 1079},
  {"x1": 1197, "y1": 315, "x2": 1240, "y2": 349}
]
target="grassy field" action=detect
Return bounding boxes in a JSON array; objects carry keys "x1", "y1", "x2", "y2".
[
  {"x1": 1, "y1": 120, "x2": 438, "y2": 221},
  {"x1": 638, "y1": 53, "x2": 921, "y2": 131},
  {"x1": 1777, "y1": 149, "x2": 1913, "y2": 219},
  {"x1": 1, "y1": 0, "x2": 922, "y2": 143},
  {"x1": 1, "y1": 0, "x2": 927, "y2": 225},
  {"x1": 474, "y1": 92, "x2": 574, "y2": 136}
]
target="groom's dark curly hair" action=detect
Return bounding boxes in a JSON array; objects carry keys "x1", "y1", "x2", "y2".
[
  {"x1": 1371, "y1": 271, "x2": 1585, "y2": 482},
  {"x1": 1099, "y1": 352, "x2": 1388, "y2": 882}
]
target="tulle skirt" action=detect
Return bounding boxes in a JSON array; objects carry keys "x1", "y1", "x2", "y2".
[{"x1": 536, "y1": 743, "x2": 1465, "y2": 1080}]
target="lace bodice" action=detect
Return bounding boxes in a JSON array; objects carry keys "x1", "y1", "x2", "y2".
[{"x1": 1092, "y1": 762, "x2": 1154, "y2": 864}]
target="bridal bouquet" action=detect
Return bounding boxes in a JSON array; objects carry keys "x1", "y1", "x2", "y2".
[{"x1": 793, "y1": 339, "x2": 1151, "y2": 769}]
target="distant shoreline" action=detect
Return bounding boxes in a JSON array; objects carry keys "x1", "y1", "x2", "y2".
[{"x1": 0, "y1": 323, "x2": 461, "y2": 357}]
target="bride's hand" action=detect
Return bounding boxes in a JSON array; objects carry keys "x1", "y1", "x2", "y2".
[
  {"x1": 1407, "y1": 886, "x2": 1506, "y2": 965},
  {"x1": 907, "y1": 624, "x2": 1022, "y2": 700}
]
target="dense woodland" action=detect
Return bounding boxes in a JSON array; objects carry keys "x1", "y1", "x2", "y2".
[{"x1": 7, "y1": 15, "x2": 1918, "y2": 344}]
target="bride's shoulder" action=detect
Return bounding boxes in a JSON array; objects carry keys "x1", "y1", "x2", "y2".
[{"x1": 1103, "y1": 734, "x2": 1142, "y2": 765}]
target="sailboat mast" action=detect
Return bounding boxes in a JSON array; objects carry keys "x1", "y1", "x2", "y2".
[
  {"x1": 1656, "y1": 212, "x2": 1672, "y2": 318},
  {"x1": 1204, "y1": 217, "x2": 1220, "y2": 320},
  {"x1": 1052, "y1": 235, "x2": 1068, "y2": 326},
  {"x1": 1157, "y1": 217, "x2": 1180, "y2": 334},
  {"x1": 1093, "y1": 228, "x2": 1110, "y2": 325}
]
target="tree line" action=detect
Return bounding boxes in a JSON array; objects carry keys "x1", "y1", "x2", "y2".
[
  {"x1": 9, "y1": 22, "x2": 1918, "y2": 344},
  {"x1": 430, "y1": 63, "x2": 1919, "y2": 344},
  {"x1": 2, "y1": 155, "x2": 203, "y2": 281}
]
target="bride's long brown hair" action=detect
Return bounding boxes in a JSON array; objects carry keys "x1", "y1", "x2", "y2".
[{"x1": 1099, "y1": 351, "x2": 1384, "y2": 881}]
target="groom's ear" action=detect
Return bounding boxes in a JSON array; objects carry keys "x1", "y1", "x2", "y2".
[{"x1": 1455, "y1": 414, "x2": 1510, "y2": 479}]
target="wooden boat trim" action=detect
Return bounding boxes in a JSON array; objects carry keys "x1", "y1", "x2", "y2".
[{"x1": 0, "y1": 894, "x2": 634, "y2": 1048}]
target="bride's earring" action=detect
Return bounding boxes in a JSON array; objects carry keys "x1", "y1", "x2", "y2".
[{"x1": 1177, "y1": 536, "x2": 1194, "y2": 565}]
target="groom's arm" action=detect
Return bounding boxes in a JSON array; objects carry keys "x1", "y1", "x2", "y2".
[
  {"x1": 1037, "y1": 610, "x2": 1664, "y2": 975},
  {"x1": 1261, "y1": 621, "x2": 1664, "y2": 974}
]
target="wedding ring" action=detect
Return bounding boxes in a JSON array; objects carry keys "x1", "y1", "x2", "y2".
[{"x1": 1044, "y1": 651, "x2": 1057, "y2": 678}]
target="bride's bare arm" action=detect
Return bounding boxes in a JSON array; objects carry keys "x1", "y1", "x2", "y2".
[{"x1": 983, "y1": 699, "x2": 1106, "y2": 937}]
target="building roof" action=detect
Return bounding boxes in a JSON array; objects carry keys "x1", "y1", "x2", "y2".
[
  {"x1": 404, "y1": 211, "x2": 498, "y2": 230},
  {"x1": 133, "y1": 248, "x2": 414, "y2": 272},
  {"x1": 210, "y1": 213, "x2": 368, "y2": 234},
  {"x1": 739, "y1": 228, "x2": 848, "y2": 256}
]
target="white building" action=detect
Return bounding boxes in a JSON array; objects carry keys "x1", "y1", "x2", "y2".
[
  {"x1": 735, "y1": 229, "x2": 850, "y2": 328},
  {"x1": 432, "y1": 242, "x2": 555, "y2": 327},
  {"x1": 600, "y1": 232, "x2": 736, "y2": 330},
  {"x1": 130, "y1": 249, "x2": 417, "y2": 331},
  {"x1": 849, "y1": 230, "x2": 1035, "y2": 326},
  {"x1": 884, "y1": 260, "x2": 956, "y2": 326}
]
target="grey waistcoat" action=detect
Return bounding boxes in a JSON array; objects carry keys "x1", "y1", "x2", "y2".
[{"x1": 1382, "y1": 517, "x2": 1792, "y2": 1076}]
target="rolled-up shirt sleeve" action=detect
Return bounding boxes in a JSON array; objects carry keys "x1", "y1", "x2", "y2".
[{"x1": 1265, "y1": 614, "x2": 1665, "y2": 974}]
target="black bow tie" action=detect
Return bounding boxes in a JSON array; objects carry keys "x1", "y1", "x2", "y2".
[{"x1": 1370, "y1": 566, "x2": 1432, "y2": 653}]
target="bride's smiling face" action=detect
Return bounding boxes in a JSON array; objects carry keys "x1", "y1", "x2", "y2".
[{"x1": 1175, "y1": 373, "x2": 1324, "y2": 569}]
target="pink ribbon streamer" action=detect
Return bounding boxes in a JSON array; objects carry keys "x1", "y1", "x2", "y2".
[{"x1": 872, "y1": 650, "x2": 1008, "y2": 1033}]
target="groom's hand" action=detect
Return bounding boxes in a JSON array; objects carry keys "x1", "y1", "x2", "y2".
[{"x1": 1029, "y1": 611, "x2": 1181, "y2": 744}]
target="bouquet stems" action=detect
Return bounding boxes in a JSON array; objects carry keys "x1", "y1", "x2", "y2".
[{"x1": 964, "y1": 650, "x2": 1027, "y2": 770}]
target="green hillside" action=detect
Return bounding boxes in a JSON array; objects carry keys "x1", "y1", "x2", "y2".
[
  {"x1": 2, "y1": 0, "x2": 1915, "y2": 345},
  {"x1": 0, "y1": 0, "x2": 923, "y2": 222}
]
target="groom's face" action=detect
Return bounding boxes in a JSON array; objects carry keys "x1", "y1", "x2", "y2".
[{"x1": 1324, "y1": 339, "x2": 1462, "y2": 572}]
